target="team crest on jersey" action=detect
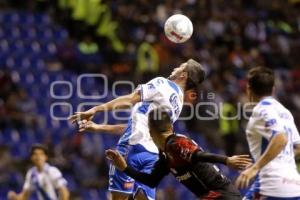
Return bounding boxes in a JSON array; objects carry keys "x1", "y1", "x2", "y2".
[
  {"x1": 169, "y1": 93, "x2": 180, "y2": 115},
  {"x1": 265, "y1": 119, "x2": 276, "y2": 127},
  {"x1": 147, "y1": 83, "x2": 155, "y2": 90}
]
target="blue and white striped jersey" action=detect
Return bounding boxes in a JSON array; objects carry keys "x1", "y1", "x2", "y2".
[{"x1": 23, "y1": 163, "x2": 67, "y2": 200}]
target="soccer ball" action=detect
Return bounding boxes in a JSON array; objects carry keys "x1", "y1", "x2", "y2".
[{"x1": 164, "y1": 14, "x2": 193, "y2": 43}]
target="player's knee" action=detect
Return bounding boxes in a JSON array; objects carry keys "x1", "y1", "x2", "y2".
[{"x1": 110, "y1": 191, "x2": 130, "y2": 200}]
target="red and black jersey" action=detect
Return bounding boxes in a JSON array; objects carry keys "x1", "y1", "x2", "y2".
[{"x1": 124, "y1": 134, "x2": 241, "y2": 199}]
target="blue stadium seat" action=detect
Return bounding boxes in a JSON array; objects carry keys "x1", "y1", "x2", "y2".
[
  {"x1": 23, "y1": 13, "x2": 35, "y2": 25},
  {"x1": 38, "y1": 28, "x2": 54, "y2": 40},
  {"x1": 10, "y1": 27, "x2": 21, "y2": 40},
  {"x1": 29, "y1": 41, "x2": 42, "y2": 54},
  {"x1": 32, "y1": 129, "x2": 45, "y2": 143},
  {"x1": 34, "y1": 13, "x2": 51, "y2": 25},
  {"x1": 0, "y1": 39, "x2": 9, "y2": 52},
  {"x1": 3, "y1": 129, "x2": 20, "y2": 145},
  {"x1": 53, "y1": 28, "x2": 68, "y2": 41},
  {"x1": 1, "y1": 12, "x2": 18, "y2": 24},
  {"x1": 80, "y1": 188, "x2": 104, "y2": 200},
  {"x1": 11, "y1": 142, "x2": 29, "y2": 159},
  {"x1": 64, "y1": 174, "x2": 77, "y2": 191},
  {"x1": 5, "y1": 57, "x2": 15, "y2": 70},
  {"x1": 31, "y1": 58, "x2": 45, "y2": 71},
  {"x1": 10, "y1": 40, "x2": 25, "y2": 54}
]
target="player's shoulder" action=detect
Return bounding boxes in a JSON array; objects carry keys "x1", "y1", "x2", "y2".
[
  {"x1": 252, "y1": 98, "x2": 276, "y2": 116},
  {"x1": 46, "y1": 164, "x2": 62, "y2": 176},
  {"x1": 150, "y1": 77, "x2": 167, "y2": 84},
  {"x1": 254, "y1": 98, "x2": 291, "y2": 118},
  {"x1": 254, "y1": 98, "x2": 273, "y2": 111},
  {"x1": 145, "y1": 77, "x2": 167, "y2": 89}
]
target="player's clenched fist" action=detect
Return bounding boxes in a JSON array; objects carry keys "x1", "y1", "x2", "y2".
[{"x1": 105, "y1": 149, "x2": 128, "y2": 171}]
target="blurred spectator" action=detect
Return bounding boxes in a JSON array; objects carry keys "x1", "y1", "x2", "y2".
[
  {"x1": 136, "y1": 41, "x2": 159, "y2": 81},
  {"x1": 5, "y1": 88, "x2": 39, "y2": 129},
  {"x1": 219, "y1": 94, "x2": 239, "y2": 156},
  {"x1": 0, "y1": 146, "x2": 14, "y2": 187},
  {"x1": 0, "y1": 70, "x2": 17, "y2": 101},
  {"x1": 57, "y1": 38, "x2": 79, "y2": 72},
  {"x1": 77, "y1": 35, "x2": 102, "y2": 72}
]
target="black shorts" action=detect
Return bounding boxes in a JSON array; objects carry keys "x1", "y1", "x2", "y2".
[{"x1": 200, "y1": 184, "x2": 242, "y2": 200}]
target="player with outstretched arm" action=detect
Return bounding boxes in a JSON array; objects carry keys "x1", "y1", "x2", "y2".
[{"x1": 105, "y1": 109, "x2": 252, "y2": 200}]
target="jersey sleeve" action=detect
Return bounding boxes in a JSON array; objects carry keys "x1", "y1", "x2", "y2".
[
  {"x1": 191, "y1": 151, "x2": 227, "y2": 165},
  {"x1": 49, "y1": 167, "x2": 67, "y2": 189},
  {"x1": 136, "y1": 77, "x2": 164, "y2": 102},
  {"x1": 23, "y1": 170, "x2": 33, "y2": 191},
  {"x1": 255, "y1": 107, "x2": 286, "y2": 140}
]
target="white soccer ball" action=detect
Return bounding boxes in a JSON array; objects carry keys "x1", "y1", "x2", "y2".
[{"x1": 164, "y1": 14, "x2": 193, "y2": 43}]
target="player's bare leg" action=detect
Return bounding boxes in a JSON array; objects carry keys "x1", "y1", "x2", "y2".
[
  {"x1": 109, "y1": 192, "x2": 129, "y2": 200},
  {"x1": 134, "y1": 190, "x2": 149, "y2": 200}
]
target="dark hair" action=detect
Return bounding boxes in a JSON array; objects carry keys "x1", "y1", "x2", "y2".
[
  {"x1": 247, "y1": 66, "x2": 274, "y2": 96},
  {"x1": 30, "y1": 144, "x2": 48, "y2": 156},
  {"x1": 184, "y1": 59, "x2": 205, "y2": 90},
  {"x1": 148, "y1": 108, "x2": 172, "y2": 134}
]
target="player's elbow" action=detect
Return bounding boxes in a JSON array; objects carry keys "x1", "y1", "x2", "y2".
[
  {"x1": 58, "y1": 186, "x2": 70, "y2": 200},
  {"x1": 116, "y1": 124, "x2": 127, "y2": 134}
]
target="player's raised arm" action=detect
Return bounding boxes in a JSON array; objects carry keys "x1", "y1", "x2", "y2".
[
  {"x1": 78, "y1": 120, "x2": 127, "y2": 135},
  {"x1": 69, "y1": 90, "x2": 141, "y2": 123},
  {"x1": 105, "y1": 149, "x2": 169, "y2": 188}
]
